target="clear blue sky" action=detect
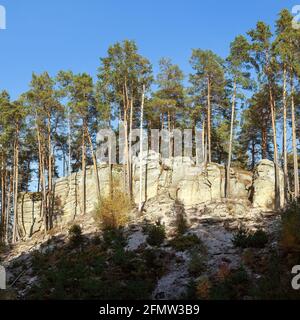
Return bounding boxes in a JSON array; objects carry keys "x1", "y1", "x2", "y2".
[{"x1": 0, "y1": 0, "x2": 297, "y2": 100}]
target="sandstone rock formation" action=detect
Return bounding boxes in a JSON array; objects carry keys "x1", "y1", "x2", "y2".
[
  {"x1": 252, "y1": 159, "x2": 284, "y2": 211},
  {"x1": 17, "y1": 151, "x2": 283, "y2": 239}
]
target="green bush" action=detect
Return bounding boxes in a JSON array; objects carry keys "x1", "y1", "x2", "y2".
[
  {"x1": 280, "y1": 199, "x2": 300, "y2": 253},
  {"x1": 188, "y1": 250, "x2": 207, "y2": 276},
  {"x1": 145, "y1": 223, "x2": 166, "y2": 247},
  {"x1": 233, "y1": 229, "x2": 268, "y2": 249},
  {"x1": 176, "y1": 213, "x2": 188, "y2": 235},
  {"x1": 68, "y1": 224, "x2": 83, "y2": 247},
  {"x1": 102, "y1": 228, "x2": 127, "y2": 249},
  {"x1": 170, "y1": 234, "x2": 204, "y2": 252},
  {"x1": 210, "y1": 267, "x2": 250, "y2": 300},
  {"x1": 28, "y1": 237, "x2": 162, "y2": 300},
  {"x1": 174, "y1": 200, "x2": 188, "y2": 235}
]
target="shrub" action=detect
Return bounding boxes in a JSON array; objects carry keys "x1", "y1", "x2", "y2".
[
  {"x1": 170, "y1": 234, "x2": 204, "y2": 252},
  {"x1": 102, "y1": 228, "x2": 127, "y2": 249},
  {"x1": 145, "y1": 223, "x2": 166, "y2": 247},
  {"x1": 233, "y1": 228, "x2": 268, "y2": 249},
  {"x1": 174, "y1": 200, "x2": 188, "y2": 235},
  {"x1": 196, "y1": 275, "x2": 211, "y2": 300},
  {"x1": 95, "y1": 187, "x2": 131, "y2": 230},
  {"x1": 188, "y1": 250, "x2": 207, "y2": 276},
  {"x1": 68, "y1": 224, "x2": 83, "y2": 247},
  {"x1": 28, "y1": 238, "x2": 160, "y2": 300},
  {"x1": 210, "y1": 267, "x2": 250, "y2": 300},
  {"x1": 176, "y1": 213, "x2": 188, "y2": 235},
  {"x1": 280, "y1": 199, "x2": 300, "y2": 253},
  {"x1": 251, "y1": 230, "x2": 269, "y2": 248}
]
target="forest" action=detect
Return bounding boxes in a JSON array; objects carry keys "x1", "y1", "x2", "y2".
[{"x1": 0, "y1": 8, "x2": 300, "y2": 244}]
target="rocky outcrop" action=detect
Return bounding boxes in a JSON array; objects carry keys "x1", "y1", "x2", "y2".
[
  {"x1": 17, "y1": 151, "x2": 283, "y2": 239},
  {"x1": 132, "y1": 152, "x2": 252, "y2": 206},
  {"x1": 252, "y1": 159, "x2": 284, "y2": 211}
]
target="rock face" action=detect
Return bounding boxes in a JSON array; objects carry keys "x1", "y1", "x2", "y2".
[
  {"x1": 132, "y1": 152, "x2": 252, "y2": 206},
  {"x1": 252, "y1": 159, "x2": 284, "y2": 211},
  {"x1": 17, "y1": 151, "x2": 282, "y2": 239}
]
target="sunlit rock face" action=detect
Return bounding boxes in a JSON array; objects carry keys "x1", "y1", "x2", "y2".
[
  {"x1": 252, "y1": 159, "x2": 284, "y2": 211},
  {"x1": 17, "y1": 151, "x2": 281, "y2": 239},
  {"x1": 132, "y1": 154, "x2": 252, "y2": 206}
]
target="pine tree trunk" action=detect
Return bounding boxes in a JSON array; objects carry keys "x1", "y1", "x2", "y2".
[
  {"x1": 129, "y1": 98, "x2": 134, "y2": 198},
  {"x1": 47, "y1": 116, "x2": 53, "y2": 231},
  {"x1": 291, "y1": 76, "x2": 299, "y2": 199},
  {"x1": 202, "y1": 121, "x2": 206, "y2": 164},
  {"x1": 81, "y1": 129, "x2": 86, "y2": 215},
  {"x1": 269, "y1": 85, "x2": 280, "y2": 209},
  {"x1": 1, "y1": 157, "x2": 6, "y2": 242},
  {"x1": 41, "y1": 152, "x2": 48, "y2": 234},
  {"x1": 85, "y1": 127, "x2": 101, "y2": 200},
  {"x1": 35, "y1": 115, "x2": 48, "y2": 233},
  {"x1": 168, "y1": 111, "x2": 172, "y2": 158},
  {"x1": 124, "y1": 109, "x2": 130, "y2": 193},
  {"x1": 207, "y1": 77, "x2": 212, "y2": 163},
  {"x1": 282, "y1": 65, "x2": 289, "y2": 203},
  {"x1": 124, "y1": 81, "x2": 130, "y2": 194},
  {"x1": 12, "y1": 127, "x2": 19, "y2": 243},
  {"x1": 251, "y1": 139, "x2": 256, "y2": 170},
  {"x1": 68, "y1": 105, "x2": 72, "y2": 176},
  {"x1": 139, "y1": 85, "x2": 146, "y2": 213},
  {"x1": 261, "y1": 128, "x2": 267, "y2": 159},
  {"x1": 226, "y1": 81, "x2": 236, "y2": 198},
  {"x1": 5, "y1": 173, "x2": 12, "y2": 243}
]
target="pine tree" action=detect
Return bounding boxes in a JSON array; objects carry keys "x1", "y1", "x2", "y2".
[
  {"x1": 26, "y1": 72, "x2": 63, "y2": 231},
  {"x1": 189, "y1": 49, "x2": 225, "y2": 163},
  {"x1": 226, "y1": 35, "x2": 252, "y2": 197},
  {"x1": 150, "y1": 58, "x2": 185, "y2": 156},
  {"x1": 57, "y1": 71, "x2": 99, "y2": 215},
  {"x1": 97, "y1": 40, "x2": 152, "y2": 197},
  {"x1": 248, "y1": 21, "x2": 281, "y2": 209}
]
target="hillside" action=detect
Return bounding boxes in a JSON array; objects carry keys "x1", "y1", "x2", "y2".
[{"x1": 1, "y1": 156, "x2": 300, "y2": 300}]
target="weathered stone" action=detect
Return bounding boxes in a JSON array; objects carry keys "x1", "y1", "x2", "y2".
[
  {"x1": 252, "y1": 159, "x2": 284, "y2": 211},
  {"x1": 17, "y1": 151, "x2": 283, "y2": 239}
]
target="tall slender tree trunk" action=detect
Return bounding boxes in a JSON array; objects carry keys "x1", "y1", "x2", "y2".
[
  {"x1": 1, "y1": 157, "x2": 6, "y2": 243},
  {"x1": 282, "y1": 65, "x2": 289, "y2": 203},
  {"x1": 291, "y1": 75, "x2": 299, "y2": 199},
  {"x1": 12, "y1": 127, "x2": 19, "y2": 243},
  {"x1": 261, "y1": 127, "x2": 268, "y2": 159},
  {"x1": 269, "y1": 85, "x2": 280, "y2": 209},
  {"x1": 81, "y1": 129, "x2": 86, "y2": 215},
  {"x1": 85, "y1": 127, "x2": 101, "y2": 200},
  {"x1": 123, "y1": 109, "x2": 130, "y2": 193},
  {"x1": 47, "y1": 116, "x2": 53, "y2": 231},
  {"x1": 41, "y1": 151, "x2": 48, "y2": 234},
  {"x1": 226, "y1": 81, "x2": 236, "y2": 198},
  {"x1": 5, "y1": 174, "x2": 12, "y2": 243},
  {"x1": 35, "y1": 114, "x2": 48, "y2": 233},
  {"x1": 202, "y1": 121, "x2": 207, "y2": 164},
  {"x1": 129, "y1": 98, "x2": 134, "y2": 198},
  {"x1": 251, "y1": 139, "x2": 256, "y2": 170},
  {"x1": 207, "y1": 77, "x2": 212, "y2": 163},
  {"x1": 168, "y1": 111, "x2": 172, "y2": 158},
  {"x1": 139, "y1": 85, "x2": 146, "y2": 213},
  {"x1": 123, "y1": 81, "x2": 130, "y2": 194},
  {"x1": 68, "y1": 105, "x2": 72, "y2": 176}
]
